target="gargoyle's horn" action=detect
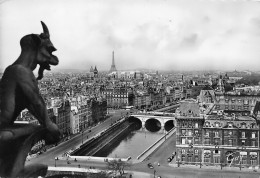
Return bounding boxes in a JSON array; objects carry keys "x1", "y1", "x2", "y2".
[{"x1": 41, "y1": 21, "x2": 50, "y2": 37}]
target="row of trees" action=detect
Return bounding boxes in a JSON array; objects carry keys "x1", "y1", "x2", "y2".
[
  {"x1": 106, "y1": 159, "x2": 131, "y2": 177},
  {"x1": 236, "y1": 73, "x2": 260, "y2": 86}
]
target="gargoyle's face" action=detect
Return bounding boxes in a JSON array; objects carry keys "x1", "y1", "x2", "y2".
[
  {"x1": 19, "y1": 22, "x2": 59, "y2": 80},
  {"x1": 37, "y1": 36, "x2": 59, "y2": 71},
  {"x1": 36, "y1": 21, "x2": 59, "y2": 80}
]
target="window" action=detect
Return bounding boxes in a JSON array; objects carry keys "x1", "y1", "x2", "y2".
[
  {"x1": 195, "y1": 123, "x2": 198, "y2": 128},
  {"x1": 181, "y1": 155, "x2": 185, "y2": 161},
  {"x1": 231, "y1": 99, "x2": 235, "y2": 103},
  {"x1": 242, "y1": 132, "x2": 245, "y2": 138},
  {"x1": 182, "y1": 130, "x2": 186, "y2": 136},
  {"x1": 215, "y1": 131, "x2": 219, "y2": 138},
  {"x1": 195, "y1": 149, "x2": 199, "y2": 155},
  {"x1": 214, "y1": 156, "x2": 220, "y2": 164},
  {"x1": 205, "y1": 138, "x2": 210, "y2": 145},
  {"x1": 225, "y1": 99, "x2": 229, "y2": 103},
  {"x1": 205, "y1": 131, "x2": 209, "y2": 137},
  {"x1": 194, "y1": 130, "x2": 199, "y2": 135},
  {"x1": 252, "y1": 132, "x2": 255, "y2": 139},
  {"x1": 228, "y1": 123, "x2": 232, "y2": 128},
  {"x1": 188, "y1": 130, "x2": 192, "y2": 136},
  {"x1": 204, "y1": 151, "x2": 211, "y2": 163},
  {"x1": 241, "y1": 156, "x2": 247, "y2": 164},
  {"x1": 194, "y1": 138, "x2": 199, "y2": 144},
  {"x1": 214, "y1": 138, "x2": 219, "y2": 145},
  {"x1": 188, "y1": 139, "x2": 192, "y2": 144},
  {"x1": 241, "y1": 123, "x2": 246, "y2": 129},
  {"x1": 205, "y1": 122, "x2": 209, "y2": 127},
  {"x1": 252, "y1": 141, "x2": 256, "y2": 147},
  {"x1": 242, "y1": 140, "x2": 245, "y2": 146},
  {"x1": 229, "y1": 131, "x2": 232, "y2": 136},
  {"x1": 182, "y1": 138, "x2": 186, "y2": 145},
  {"x1": 250, "y1": 158, "x2": 257, "y2": 166},
  {"x1": 188, "y1": 156, "x2": 192, "y2": 162},
  {"x1": 228, "y1": 139, "x2": 232, "y2": 146},
  {"x1": 225, "y1": 105, "x2": 229, "y2": 109},
  {"x1": 182, "y1": 149, "x2": 186, "y2": 154}
]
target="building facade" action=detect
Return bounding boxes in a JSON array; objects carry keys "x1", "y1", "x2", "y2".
[
  {"x1": 175, "y1": 99, "x2": 205, "y2": 164},
  {"x1": 53, "y1": 100, "x2": 71, "y2": 138},
  {"x1": 214, "y1": 94, "x2": 260, "y2": 116},
  {"x1": 175, "y1": 99, "x2": 260, "y2": 167}
]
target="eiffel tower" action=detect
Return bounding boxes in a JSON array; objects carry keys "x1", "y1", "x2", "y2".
[{"x1": 109, "y1": 51, "x2": 117, "y2": 73}]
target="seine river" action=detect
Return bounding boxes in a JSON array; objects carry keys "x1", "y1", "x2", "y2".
[{"x1": 93, "y1": 123, "x2": 164, "y2": 159}]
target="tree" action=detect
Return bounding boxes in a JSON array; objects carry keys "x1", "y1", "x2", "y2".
[
  {"x1": 107, "y1": 159, "x2": 131, "y2": 177},
  {"x1": 89, "y1": 171, "x2": 109, "y2": 178}
]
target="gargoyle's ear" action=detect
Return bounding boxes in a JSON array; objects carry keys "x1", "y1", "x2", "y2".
[
  {"x1": 31, "y1": 34, "x2": 41, "y2": 47},
  {"x1": 20, "y1": 34, "x2": 41, "y2": 50}
]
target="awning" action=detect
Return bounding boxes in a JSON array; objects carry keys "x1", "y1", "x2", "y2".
[
  {"x1": 204, "y1": 150, "x2": 211, "y2": 157},
  {"x1": 250, "y1": 152, "x2": 257, "y2": 156},
  {"x1": 240, "y1": 152, "x2": 247, "y2": 156},
  {"x1": 204, "y1": 150, "x2": 211, "y2": 153}
]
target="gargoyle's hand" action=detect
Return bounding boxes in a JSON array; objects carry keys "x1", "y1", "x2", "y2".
[{"x1": 44, "y1": 123, "x2": 60, "y2": 145}]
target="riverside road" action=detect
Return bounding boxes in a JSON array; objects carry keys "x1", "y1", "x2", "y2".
[
  {"x1": 26, "y1": 109, "x2": 129, "y2": 167},
  {"x1": 26, "y1": 109, "x2": 259, "y2": 178},
  {"x1": 47, "y1": 131, "x2": 259, "y2": 178}
]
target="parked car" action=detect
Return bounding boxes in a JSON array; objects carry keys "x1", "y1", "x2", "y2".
[
  {"x1": 167, "y1": 157, "x2": 172, "y2": 162},
  {"x1": 167, "y1": 155, "x2": 175, "y2": 162},
  {"x1": 147, "y1": 163, "x2": 154, "y2": 169}
]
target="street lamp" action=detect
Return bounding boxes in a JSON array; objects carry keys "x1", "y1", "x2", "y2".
[
  {"x1": 55, "y1": 157, "x2": 58, "y2": 167},
  {"x1": 153, "y1": 169, "x2": 156, "y2": 178},
  {"x1": 81, "y1": 131, "x2": 84, "y2": 145}
]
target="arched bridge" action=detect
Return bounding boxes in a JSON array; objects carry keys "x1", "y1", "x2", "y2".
[{"x1": 129, "y1": 112, "x2": 176, "y2": 132}]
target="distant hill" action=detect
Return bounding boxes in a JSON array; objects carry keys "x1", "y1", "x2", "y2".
[
  {"x1": 52, "y1": 68, "x2": 87, "y2": 73},
  {"x1": 236, "y1": 73, "x2": 260, "y2": 85}
]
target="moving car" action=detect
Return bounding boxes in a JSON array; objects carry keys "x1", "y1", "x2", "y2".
[
  {"x1": 167, "y1": 155, "x2": 175, "y2": 162},
  {"x1": 147, "y1": 163, "x2": 154, "y2": 169}
]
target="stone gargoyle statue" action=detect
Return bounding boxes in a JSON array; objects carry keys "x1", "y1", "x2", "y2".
[{"x1": 0, "y1": 21, "x2": 61, "y2": 177}]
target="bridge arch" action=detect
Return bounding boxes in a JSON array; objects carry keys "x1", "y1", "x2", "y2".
[
  {"x1": 128, "y1": 116, "x2": 142, "y2": 130},
  {"x1": 145, "y1": 118, "x2": 161, "y2": 132},
  {"x1": 164, "y1": 120, "x2": 175, "y2": 131},
  {"x1": 129, "y1": 114, "x2": 176, "y2": 132}
]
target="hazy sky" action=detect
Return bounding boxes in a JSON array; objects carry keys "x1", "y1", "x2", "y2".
[{"x1": 1, "y1": 0, "x2": 260, "y2": 71}]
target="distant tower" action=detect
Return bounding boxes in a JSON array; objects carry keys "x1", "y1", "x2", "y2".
[
  {"x1": 90, "y1": 66, "x2": 94, "y2": 73},
  {"x1": 109, "y1": 51, "x2": 117, "y2": 73},
  {"x1": 89, "y1": 66, "x2": 94, "y2": 79},
  {"x1": 94, "y1": 66, "x2": 98, "y2": 77}
]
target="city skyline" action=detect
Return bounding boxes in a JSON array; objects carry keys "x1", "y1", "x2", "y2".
[{"x1": 1, "y1": 0, "x2": 260, "y2": 71}]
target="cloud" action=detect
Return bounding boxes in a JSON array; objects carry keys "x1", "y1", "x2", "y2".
[
  {"x1": 181, "y1": 33, "x2": 198, "y2": 47},
  {"x1": 0, "y1": 0, "x2": 260, "y2": 71}
]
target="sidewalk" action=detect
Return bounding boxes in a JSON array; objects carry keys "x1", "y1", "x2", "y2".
[
  {"x1": 134, "y1": 128, "x2": 176, "y2": 163},
  {"x1": 169, "y1": 161, "x2": 259, "y2": 173}
]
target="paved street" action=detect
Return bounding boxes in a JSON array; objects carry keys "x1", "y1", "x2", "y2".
[
  {"x1": 26, "y1": 109, "x2": 260, "y2": 178},
  {"x1": 26, "y1": 109, "x2": 129, "y2": 167},
  {"x1": 131, "y1": 132, "x2": 259, "y2": 178}
]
